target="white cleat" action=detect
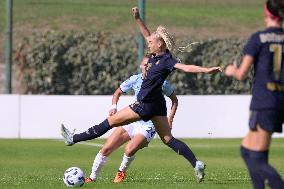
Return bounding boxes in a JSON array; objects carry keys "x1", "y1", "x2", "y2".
[
  {"x1": 61, "y1": 124, "x2": 75, "y2": 146},
  {"x1": 194, "y1": 160, "x2": 205, "y2": 183}
]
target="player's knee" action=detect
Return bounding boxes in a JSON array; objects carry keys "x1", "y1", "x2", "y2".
[{"x1": 161, "y1": 136, "x2": 173, "y2": 145}]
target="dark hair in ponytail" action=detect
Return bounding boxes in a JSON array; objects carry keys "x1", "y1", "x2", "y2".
[{"x1": 267, "y1": 0, "x2": 284, "y2": 19}]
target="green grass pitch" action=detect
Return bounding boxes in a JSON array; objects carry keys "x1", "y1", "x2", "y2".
[
  {"x1": 0, "y1": 0, "x2": 262, "y2": 38},
  {"x1": 1, "y1": 138, "x2": 283, "y2": 189}
]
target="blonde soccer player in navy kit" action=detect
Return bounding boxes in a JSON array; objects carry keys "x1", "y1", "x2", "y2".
[
  {"x1": 84, "y1": 56, "x2": 181, "y2": 184},
  {"x1": 61, "y1": 6, "x2": 222, "y2": 183},
  {"x1": 225, "y1": 0, "x2": 284, "y2": 188}
]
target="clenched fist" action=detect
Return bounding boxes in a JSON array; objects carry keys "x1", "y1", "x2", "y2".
[{"x1": 132, "y1": 7, "x2": 140, "y2": 19}]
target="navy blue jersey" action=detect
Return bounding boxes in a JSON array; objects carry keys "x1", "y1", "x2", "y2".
[
  {"x1": 137, "y1": 51, "x2": 177, "y2": 102},
  {"x1": 243, "y1": 27, "x2": 284, "y2": 110}
]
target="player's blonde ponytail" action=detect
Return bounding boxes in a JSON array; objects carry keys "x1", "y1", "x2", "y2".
[{"x1": 155, "y1": 26, "x2": 199, "y2": 61}]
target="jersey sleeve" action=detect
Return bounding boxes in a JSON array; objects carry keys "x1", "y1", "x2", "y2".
[
  {"x1": 165, "y1": 57, "x2": 178, "y2": 72},
  {"x1": 243, "y1": 32, "x2": 261, "y2": 59},
  {"x1": 120, "y1": 75, "x2": 137, "y2": 93},
  {"x1": 162, "y1": 80, "x2": 174, "y2": 97}
]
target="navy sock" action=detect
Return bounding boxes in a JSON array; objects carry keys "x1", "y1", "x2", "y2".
[
  {"x1": 240, "y1": 146, "x2": 284, "y2": 189},
  {"x1": 167, "y1": 137, "x2": 197, "y2": 168},
  {"x1": 240, "y1": 146, "x2": 265, "y2": 189},
  {"x1": 73, "y1": 119, "x2": 111, "y2": 143}
]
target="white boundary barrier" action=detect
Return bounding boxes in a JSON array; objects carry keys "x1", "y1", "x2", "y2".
[{"x1": 0, "y1": 95, "x2": 283, "y2": 138}]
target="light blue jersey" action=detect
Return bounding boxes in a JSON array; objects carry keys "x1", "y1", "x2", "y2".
[
  {"x1": 120, "y1": 73, "x2": 174, "y2": 131},
  {"x1": 120, "y1": 74, "x2": 174, "y2": 99}
]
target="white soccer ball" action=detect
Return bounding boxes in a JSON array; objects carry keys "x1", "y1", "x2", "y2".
[{"x1": 63, "y1": 167, "x2": 85, "y2": 187}]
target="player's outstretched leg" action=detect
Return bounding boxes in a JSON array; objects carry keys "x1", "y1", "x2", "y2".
[
  {"x1": 61, "y1": 107, "x2": 140, "y2": 145},
  {"x1": 61, "y1": 124, "x2": 75, "y2": 146},
  {"x1": 61, "y1": 119, "x2": 112, "y2": 145}
]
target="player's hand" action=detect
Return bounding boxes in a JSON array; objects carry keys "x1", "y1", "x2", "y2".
[
  {"x1": 206, "y1": 66, "x2": 223, "y2": 74},
  {"x1": 225, "y1": 63, "x2": 237, "y2": 77},
  {"x1": 132, "y1": 7, "x2": 140, "y2": 19},
  {"x1": 109, "y1": 108, "x2": 117, "y2": 116},
  {"x1": 109, "y1": 104, "x2": 117, "y2": 116}
]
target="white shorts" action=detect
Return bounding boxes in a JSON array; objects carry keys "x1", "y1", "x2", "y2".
[{"x1": 122, "y1": 120, "x2": 156, "y2": 142}]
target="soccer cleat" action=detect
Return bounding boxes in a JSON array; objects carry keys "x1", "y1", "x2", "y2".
[
  {"x1": 113, "y1": 170, "x2": 126, "y2": 183},
  {"x1": 194, "y1": 160, "x2": 205, "y2": 183},
  {"x1": 85, "y1": 177, "x2": 94, "y2": 183},
  {"x1": 61, "y1": 124, "x2": 75, "y2": 146}
]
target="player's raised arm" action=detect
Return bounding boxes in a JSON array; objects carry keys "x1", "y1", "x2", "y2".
[
  {"x1": 225, "y1": 55, "x2": 253, "y2": 81},
  {"x1": 174, "y1": 62, "x2": 223, "y2": 74},
  {"x1": 132, "y1": 7, "x2": 151, "y2": 39}
]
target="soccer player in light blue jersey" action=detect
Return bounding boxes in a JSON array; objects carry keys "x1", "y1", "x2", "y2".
[{"x1": 85, "y1": 56, "x2": 180, "y2": 183}]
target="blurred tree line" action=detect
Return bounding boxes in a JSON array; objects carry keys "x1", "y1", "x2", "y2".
[{"x1": 15, "y1": 31, "x2": 252, "y2": 95}]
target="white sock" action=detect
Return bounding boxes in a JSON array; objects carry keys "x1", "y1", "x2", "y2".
[
  {"x1": 118, "y1": 153, "x2": 135, "y2": 172},
  {"x1": 89, "y1": 151, "x2": 108, "y2": 180}
]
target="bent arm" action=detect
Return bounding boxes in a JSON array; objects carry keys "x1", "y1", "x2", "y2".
[
  {"x1": 225, "y1": 55, "x2": 253, "y2": 81},
  {"x1": 109, "y1": 88, "x2": 123, "y2": 116},
  {"x1": 174, "y1": 63, "x2": 222, "y2": 73},
  {"x1": 167, "y1": 92, "x2": 178, "y2": 128}
]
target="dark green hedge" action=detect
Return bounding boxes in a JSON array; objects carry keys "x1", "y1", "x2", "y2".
[
  {"x1": 169, "y1": 38, "x2": 253, "y2": 94},
  {"x1": 16, "y1": 31, "x2": 252, "y2": 95}
]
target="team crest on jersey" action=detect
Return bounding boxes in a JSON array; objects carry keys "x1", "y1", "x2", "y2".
[
  {"x1": 146, "y1": 63, "x2": 152, "y2": 70},
  {"x1": 144, "y1": 63, "x2": 152, "y2": 78}
]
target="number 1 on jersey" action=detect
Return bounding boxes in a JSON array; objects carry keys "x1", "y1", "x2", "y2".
[{"x1": 269, "y1": 44, "x2": 284, "y2": 81}]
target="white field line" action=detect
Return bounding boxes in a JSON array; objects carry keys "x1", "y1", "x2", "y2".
[
  {"x1": 76, "y1": 141, "x2": 211, "y2": 148},
  {"x1": 57, "y1": 140, "x2": 284, "y2": 148},
  {"x1": 78, "y1": 142, "x2": 104, "y2": 148},
  {"x1": 77, "y1": 141, "x2": 216, "y2": 148}
]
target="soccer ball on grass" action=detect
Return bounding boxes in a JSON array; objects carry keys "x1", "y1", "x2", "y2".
[{"x1": 63, "y1": 167, "x2": 85, "y2": 187}]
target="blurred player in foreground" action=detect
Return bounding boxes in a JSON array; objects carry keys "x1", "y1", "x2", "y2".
[{"x1": 225, "y1": 0, "x2": 284, "y2": 188}]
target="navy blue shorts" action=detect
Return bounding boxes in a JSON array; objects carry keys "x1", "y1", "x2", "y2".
[
  {"x1": 249, "y1": 110, "x2": 284, "y2": 133},
  {"x1": 129, "y1": 100, "x2": 167, "y2": 122}
]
